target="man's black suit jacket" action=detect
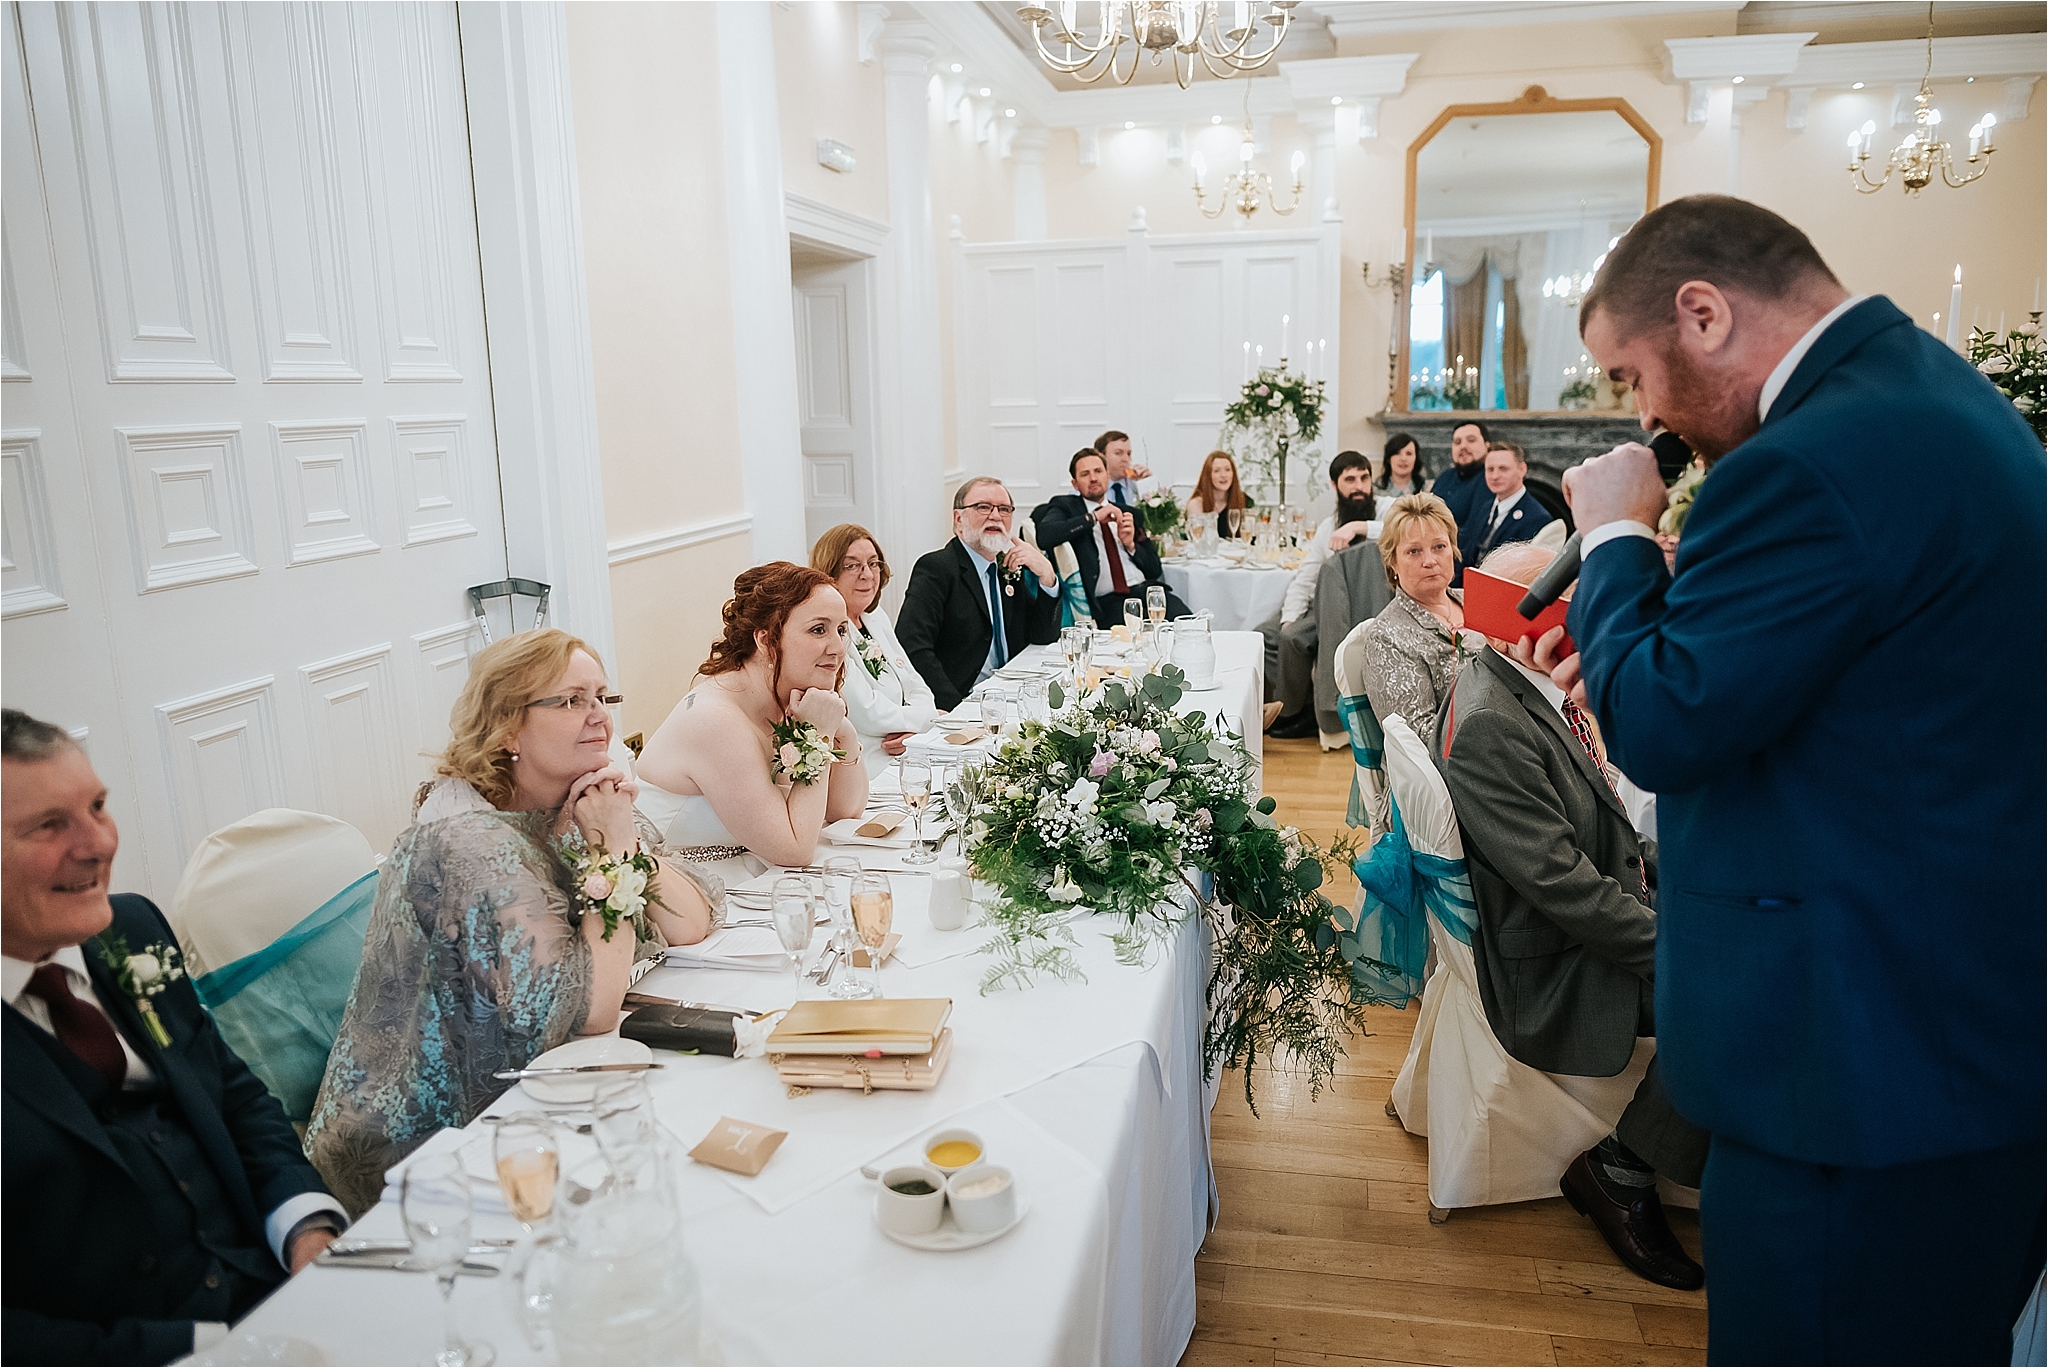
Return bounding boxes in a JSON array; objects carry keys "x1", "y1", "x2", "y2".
[
  {"x1": 1031, "y1": 492, "x2": 1164, "y2": 598},
  {"x1": 3, "y1": 895, "x2": 333, "y2": 1364},
  {"x1": 895, "y1": 539, "x2": 1061, "y2": 711}
]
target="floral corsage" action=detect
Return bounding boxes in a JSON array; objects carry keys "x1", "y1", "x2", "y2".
[
  {"x1": 771, "y1": 718, "x2": 843, "y2": 787},
  {"x1": 853, "y1": 633, "x2": 887, "y2": 681},
  {"x1": 90, "y1": 933, "x2": 185, "y2": 1047},
  {"x1": 565, "y1": 839, "x2": 659, "y2": 941}
]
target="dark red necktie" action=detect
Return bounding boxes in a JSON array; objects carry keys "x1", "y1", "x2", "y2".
[
  {"x1": 1561, "y1": 699, "x2": 1651, "y2": 904},
  {"x1": 25, "y1": 963, "x2": 128, "y2": 1091},
  {"x1": 1101, "y1": 517, "x2": 1129, "y2": 596}
]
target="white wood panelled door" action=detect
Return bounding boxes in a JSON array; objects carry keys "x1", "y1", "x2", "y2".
[
  {"x1": 792, "y1": 254, "x2": 879, "y2": 552},
  {"x1": 3, "y1": 1, "x2": 511, "y2": 897}
]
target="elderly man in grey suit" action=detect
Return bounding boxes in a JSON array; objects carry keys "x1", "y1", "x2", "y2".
[{"x1": 1433, "y1": 542, "x2": 1709, "y2": 1292}]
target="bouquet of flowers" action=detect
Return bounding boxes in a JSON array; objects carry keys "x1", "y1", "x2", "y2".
[
  {"x1": 1222, "y1": 366, "x2": 1326, "y2": 502},
  {"x1": 771, "y1": 717, "x2": 842, "y2": 787},
  {"x1": 1968, "y1": 320, "x2": 2045, "y2": 443},
  {"x1": 962, "y1": 666, "x2": 1367, "y2": 1110},
  {"x1": 1134, "y1": 488, "x2": 1184, "y2": 538},
  {"x1": 563, "y1": 837, "x2": 660, "y2": 941},
  {"x1": 91, "y1": 933, "x2": 186, "y2": 1046}
]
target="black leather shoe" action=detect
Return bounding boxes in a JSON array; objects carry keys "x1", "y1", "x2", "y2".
[
  {"x1": 1559, "y1": 1150, "x2": 1705, "y2": 1291},
  {"x1": 1267, "y1": 710, "x2": 1320, "y2": 739}
]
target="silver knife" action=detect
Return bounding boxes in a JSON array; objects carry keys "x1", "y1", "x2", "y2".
[
  {"x1": 492, "y1": 1061, "x2": 666, "y2": 1080},
  {"x1": 317, "y1": 1251, "x2": 501, "y2": 1276},
  {"x1": 326, "y1": 1239, "x2": 515, "y2": 1257}
]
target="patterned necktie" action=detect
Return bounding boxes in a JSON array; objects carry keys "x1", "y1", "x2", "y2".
[
  {"x1": 1100, "y1": 516, "x2": 1130, "y2": 596},
  {"x1": 985, "y1": 562, "x2": 1008, "y2": 667},
  {"x1": 1561, "y1": 698, "x2": 1650, "y2": 903},
  {"x1": 25, "y1": 963, "x2": 128, "y2": 1091}
]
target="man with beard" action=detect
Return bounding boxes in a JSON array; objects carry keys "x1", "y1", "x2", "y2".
[
  {"x1": 1528, "y1": 194, "x2": 2045, "y2": 1362},
  {"x1": 1429, "y1": 419, "x2": 1492, "y2": 539},
  {"x1": 1264, "y1": 450, "x2": 1378, "y2": 739},
  {"x1": 896, "y1": 476, "x2": 1062, "y2": 712}
]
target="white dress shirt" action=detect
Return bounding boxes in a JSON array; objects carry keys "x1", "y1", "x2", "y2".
[
  {"x1": 1081, "y1": 496, "x2": 1148, "y2": 598},
  {"x1": 1582, "y1": 294, "x2": 1869, "y2": 562},
  {"x1": 3, "y1": 944, "x2": 348, "y2": 1269}
]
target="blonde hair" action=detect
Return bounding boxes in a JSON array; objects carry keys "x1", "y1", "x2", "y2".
[
  {"x1": 1376, "y1": 493, "x2": 1461, "y2": 589},
  {"x1": 808, "y1": 523, "x2": 891, "y2": 611},
  {"x1": 431, "y1": 628, "x2": 605, "y2": 810}
]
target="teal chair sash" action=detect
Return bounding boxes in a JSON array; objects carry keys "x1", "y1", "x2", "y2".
[
  {"x1": 1341, "y1": 802, "x2": 1478, "y2": 1008},
  {"x1": 1059, "y1": 568, "x2": 1094, "y2": 628},
  {"x1": 193, "y1": 869, "x2": 378, "y2": 1122},
  {"x1": 1336, "y1": 692, "x2": 1385, "y2": 829}
]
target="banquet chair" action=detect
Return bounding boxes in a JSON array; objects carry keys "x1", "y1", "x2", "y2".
[
  {"x1": 1330, "y1": 619, "x2": 1390, "y2": 842},
  {"x1": 1375, "y1": 714, "x2": 1653, "y2": 1221},
  {"x1": 1050, "y1": 540, "x2": 1095, "y2": 628},
  {"x1": 170, "y1": 809, "x2": 380, "y2": 1124}
]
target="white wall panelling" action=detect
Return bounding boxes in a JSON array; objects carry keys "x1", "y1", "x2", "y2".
[
  {"x1": 1, "y1": 429, "x2": 64, "y2": 617},
  {"x1": 299, "y1": 642, "x2": 407, "y2": 852},
  {"x1": 408, "y1": 619, "x2": 479, "y2": 781},
  {"x1": 115, "y1": 424, "x2": 262, "y2": 592},
  {"x1": 2, "y1": 228, "x2": 30, "y2": 380},
  {"x1": 272, "y1": 420, "x2": 381, "y2": 565},
  {"x1": 391, "y1": 414, "x2": 479, "y2": 546},
  {"x1": 155, "y1": 675, "x2": 289, "y2": 856},
  {"x1": 954, "y1": 218, "x2": 1342, "y2": 507}
]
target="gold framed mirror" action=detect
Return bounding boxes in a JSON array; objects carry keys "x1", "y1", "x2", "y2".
[{"x1": 1398, "y1": 87, "x2": 1661, "y2": 415}]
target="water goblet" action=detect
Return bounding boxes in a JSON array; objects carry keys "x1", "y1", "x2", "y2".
[
  {"x1": 848, "y1": 870, "x2": 894, "y2": 999},
  {"x1": 771, "y1": 877, "x2": 814, "y2": 992},
  {"x1": 1020, "y1": 678, "x2": 1050, "y2": 726},
  {"x1": 899, "y1": 760, "x2": 935, "y2": 867},
  {"x1": 1123, "y1": 598, "x2": 1144, "y2": 635},
  {"x1": 492, "y1": 1115, "x2": 559, "y2": 1234},
  {"x1": 403, "y1": 1153, "x2": 493, "y2": 1367}
]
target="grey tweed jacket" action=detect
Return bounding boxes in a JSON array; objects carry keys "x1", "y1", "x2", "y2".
[{"x1": 1431, "y1": 648, "x2": 1658, "y2": 1078}]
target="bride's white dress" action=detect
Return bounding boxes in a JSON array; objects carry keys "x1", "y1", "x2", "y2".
[{"x1": 634, "y1": 780, "x2": 769, "y2": 883}]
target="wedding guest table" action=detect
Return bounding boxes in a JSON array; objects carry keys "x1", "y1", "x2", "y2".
[
  {"x1": 219, "y1": 638, "x2": 1268, "y2": 1367},
  {"x1": 1160, "y1": 554, "x2": 1292, "y2": 634}
]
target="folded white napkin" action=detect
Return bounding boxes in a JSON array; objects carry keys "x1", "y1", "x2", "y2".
[{"x1": 665, "y1": 923, "x2": 790, "y2": 972}]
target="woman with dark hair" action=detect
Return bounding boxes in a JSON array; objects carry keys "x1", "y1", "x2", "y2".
[
  {"x1": 632, "y1": 562, "x2": 869, "y2": 871},
  {"x1": 1185, "y1": 450, "x2": 1251, "y2": 537},
  {"x1": 1380, "y1": 432, "x2": 1422, "y2": 499},
  {"x1": 810, "y1": 522, "x2": 936, "y2": 775}
]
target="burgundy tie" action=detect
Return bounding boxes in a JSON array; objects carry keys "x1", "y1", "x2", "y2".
[
  {"x1": 25, "y1": 963, "x2": 128, "y2": 1091},
  {"x1": 1561, "y1": 699, "x2": 1651, "y2": 904},
  {"x1": 1101, "y1": 517, "x2": 1130, "y2": 596}
]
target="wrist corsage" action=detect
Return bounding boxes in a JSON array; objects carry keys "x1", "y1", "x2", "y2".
[
  {"x1": 853, "y1": 634, "x2": 886, "y2": 681},
  {"x1": 772, "y1": 717, "x2": 844, "y2": 787},
  {"x1": 565, "y1": 838, "x2": 659, "y2": 941},
  {"x1": 89, "y1": 933, "x2": 185, "y2": 1047}
]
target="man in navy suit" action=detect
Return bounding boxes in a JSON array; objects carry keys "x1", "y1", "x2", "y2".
[
  {"x1": 1032, "y1": 449, "x2": 1191, "y2": 628},
  {"x1": 1536, "y1": 196, "x2": 2044, "y2": 1363},
  {"x1": 1429, "y1": 418, "x2": 1492, "y2": 533},
  {"x1": 1459, "y1": 441, "x2": 1551, "y2": 575},
  {"x1": 2, "y1": 710, "x2": 346, "y2": 1364}
]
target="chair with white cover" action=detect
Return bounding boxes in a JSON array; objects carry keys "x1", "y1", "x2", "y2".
[
  {"x1": 1050, "y1": 540, "x2": 1095, "y2": 628},
  {"x1": 1376, "y1": 714, "x2": 1652, "y2": 1219},
  {"x1": 1330, "y1": 619, "x2": 1390, "y2": 842},
  {"x1": 170, "y1": 809, "x2": 380, "y2": 1124}
]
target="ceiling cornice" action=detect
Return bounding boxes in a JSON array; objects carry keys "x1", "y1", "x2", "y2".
[
  {"x1": 1776, "y1": 32, "x2": 2048, "y2": 86},
  {"x1": 1315, "y1": 0, "x2": 1743, "y2": 40}
]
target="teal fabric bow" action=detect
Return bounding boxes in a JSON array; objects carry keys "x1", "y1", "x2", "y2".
[
  {"x1": 1059, "y1": 568, "x2": 1094, "y2": 629},
  {"x1": 1341, "y1": 801, "x2": 1478, "y2": 1008},
  {"x1": 1336, "y1": 692, "x2": 1384, "y2": 829}
]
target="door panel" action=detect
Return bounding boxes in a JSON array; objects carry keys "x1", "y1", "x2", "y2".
[{"x1": 792, "y1": 256, "x2": 877, "y2": 550}]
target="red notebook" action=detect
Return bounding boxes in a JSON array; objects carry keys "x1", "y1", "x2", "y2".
[{"x1": 1461, "y1": 567, "x2": 1574, "y2": 657}]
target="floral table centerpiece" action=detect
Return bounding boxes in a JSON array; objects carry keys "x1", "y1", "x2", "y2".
[
  {"x1": 1134, "y1": 488, "x2": 1185, "y2": 540},
  {"x1": 1969, "y1": 318, "x2": 2045, "y2": 443},
  {"x1": 959, "y1": 665, "x2": 1367, "y2": 1109},
  {"x1": 1222, "y1": 366, "x2": 1324, "y2": 505}
]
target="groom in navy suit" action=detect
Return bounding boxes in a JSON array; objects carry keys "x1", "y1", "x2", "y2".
[{"x1": 1534, "y1": 196, "x2": 2044, "y2": 1363}]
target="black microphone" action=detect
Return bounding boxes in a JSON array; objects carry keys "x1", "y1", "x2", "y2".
[{"x1": 1516, "y1": 431, "x2": 1693, "y2": 619}]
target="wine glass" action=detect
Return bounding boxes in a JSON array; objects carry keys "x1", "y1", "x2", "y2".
[
  {"x1": 1146, "y1": 584, "x2": 1166, "y2": 625},
  {"x1": 980, "y1": 693, "x2": 1010, "y2": 740},
  {"x1": 403, "y1": 1152, "x2": 493, "y2": 1367},
  {"x1": 849, "y1": 871, "x2": 894, "y2": 999},
  {"x1": 899, "y1": 760, "x2": 935, "y2": 866},
  {"x1": 1226, "y1": 507, "x2": 1243, "y2": 538},
  {"x1": 822, "y1": 856, "x2": 866, "y2": 999},
  {"x1": 492, "y1": 1116, "x2": 559, "y2": 1233},
  {"x1": 1123, "y1": 598, "x2": 1143, "y2": 635},
  {"x1": 771, "y1": 877, "x2": 814, "y2": 991}
]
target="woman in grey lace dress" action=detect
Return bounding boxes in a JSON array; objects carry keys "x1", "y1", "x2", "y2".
[
  {"x1": 1357, "y1": 494, "x2": 1480, "y2": 739},
  {"x1": 306, "y1": 630, "x2": 720, "y2": 1214}
]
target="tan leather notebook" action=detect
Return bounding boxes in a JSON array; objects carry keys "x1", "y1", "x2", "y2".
[{"x1": 765, "y1": 997, "x2": 953, "y2": 1056}]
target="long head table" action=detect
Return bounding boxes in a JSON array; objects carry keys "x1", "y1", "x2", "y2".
[{"x1": 223, "y1": 636, "x2": 1264, "y2": 1365}]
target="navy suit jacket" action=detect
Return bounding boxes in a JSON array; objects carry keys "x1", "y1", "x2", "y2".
[
  {"x1": 3, "y1": 895, "x2": 333, "y2": 1364},
  {"x1": 1460, "y1": 487, "x2": 1549, "y2": 570},
  {"x1": 1567, "y1": 296, "x2": 2046, "y2": 1168},
  {"x1": 1031, "y1": 492, "x2": 1166, "y2": 595},
  {"x1": 1431, "y1": 462, "x2": 1489, "y2": 532}
]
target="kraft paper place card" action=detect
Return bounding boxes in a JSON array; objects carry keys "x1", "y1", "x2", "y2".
[
  {"x1": 944, "y1": 725, "x2": 987, "y2": 745},
  {"x1": 856, "y1": 810, "x2": 907, "y2": 839},
  {"x1": 688, "y1": 1117, "x2": 788, "y2": 1176},
  {"x1": 850, "y1": 933, "x2": 901, "y2": 969}
]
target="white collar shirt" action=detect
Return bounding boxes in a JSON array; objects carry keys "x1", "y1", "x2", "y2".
[
  {"x1": 2, "y1": 943, "x2": 154, "y2": 1086},
  {"x1": 1758, "y1": 294, "x2": 1867, "y2": 424},
  {"x1": 1081, "y1": 496, "x2": 1147, "y2": 598},
  {"x1": 958, "y1": 540, "x2": 1006, "y2": 685}
]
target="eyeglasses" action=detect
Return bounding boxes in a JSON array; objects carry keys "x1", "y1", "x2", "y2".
[
  {"x1": 525, "y1": 691, "x2": 623, "y2": 715},
  {"x1": 961, "y1": 502, "x2": 1015, "y2": 517},
  {"x1": 838, "y1": 558, "x2": 884, "y2": 575}
]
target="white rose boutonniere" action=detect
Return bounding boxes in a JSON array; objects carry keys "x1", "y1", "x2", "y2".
[
  {"x1": 853, "y1": 634, "x2": 887, "y2": 681},
  {"x1": 89, "y1": 933, "x2": 186, "y2": 1047}
]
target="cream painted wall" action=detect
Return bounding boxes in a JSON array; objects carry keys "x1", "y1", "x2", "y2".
[
  {"x1": 931, "y1": 79, "x2": 1019, "y2": 489},
  {"x1": 566, "y1": 4, "x2": 752, "y2": 738},
  {"x1": 773, "y1": 3, "x2": 892, "y2": 224}
]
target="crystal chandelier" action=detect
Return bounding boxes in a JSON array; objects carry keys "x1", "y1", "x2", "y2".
[
  {"x1": 1847, "y1": 3, "x2": 1997, "y2": 195},
  {"x1": 1542, "y1": 237, "x2": 1619, "y2": 309},
  {"x1": 1013, "y1": 1, "x2": 1298, "y2": 88},
  {"x1": 1191, "y1": 121, "x2": 1303, "y2": 222}
]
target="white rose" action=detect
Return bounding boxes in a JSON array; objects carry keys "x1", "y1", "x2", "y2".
[
  {"x1": 1978, "y1": 355, "x2": 2011, "y2": 375},
  {"x1": 127, "y1": 953, "x2": 160, "y2": 983}
]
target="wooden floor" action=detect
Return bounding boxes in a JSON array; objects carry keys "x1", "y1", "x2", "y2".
[{"x1": 1180, "y1": 737, "x2": 1707, "y2": 1368}]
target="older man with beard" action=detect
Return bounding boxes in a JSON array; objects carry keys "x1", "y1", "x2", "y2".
[
  {"x1": 1264, "y1": 449, "x2": 1379, "y2": 738},
  {"x1": 1527, "y1": 194, "x2": 2045, "y2": 1363},
  {"x1": 896, "y1": 476, "x2": 1062, "y2": 712}
]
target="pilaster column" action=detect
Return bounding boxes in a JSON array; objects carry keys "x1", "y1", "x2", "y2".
[
  {"x1": 1297, "y1": 105, "x2": 1338, "y2": 219},
  {"x1": 880, "y1": 21, "x2": 947, "y2": 549},
  {"x1": 1011, "y1": 126, "x2": 1050, "y2": 241}
]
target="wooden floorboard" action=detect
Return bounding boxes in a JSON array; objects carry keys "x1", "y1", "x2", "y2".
[{"x1": 1184, "y1": 736, "x2": 1706, "y2": 1368}]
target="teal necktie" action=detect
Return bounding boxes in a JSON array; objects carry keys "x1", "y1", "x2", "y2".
[{"x1": 986, "y1": 563, "x2": 1008, "y2": 667}]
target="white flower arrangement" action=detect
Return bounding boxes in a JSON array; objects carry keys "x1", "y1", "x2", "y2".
[
  {"x1": 770, "y1": 718, "x2": 843, "y2": 787},
  {"x1": 90, "y1": 933, "x2": 186, "y2": 1047}
]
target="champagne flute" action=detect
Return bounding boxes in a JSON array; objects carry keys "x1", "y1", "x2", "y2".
[
  {"x1": 1226, "y1": 507, "x2": 1243, "y2": 539},
  {"x1": 899, "y1": 759, "x2": 935, "y2": 866},
  {"x1": 849, "y1": 871, "x2": 894, "y2": 999},
  {"x1": 492, "y1": 1116, "x2": 559, "y2": 1233},
  {"x1": 1146, "y1": 584, "x2": 1166, "y2": 625},
  {"x1": 822, "y1": 856, "x2": 865, "y2": 999},
  {"x1": 772, "y1": 876, "x2": 814, "y2": 991},
  {"x1": 1123, "y1": 598, "x2": 1144, "y2": 635},
  {"x1": 403, "y1": 1153, "x2": 493, "y2": 1367}
]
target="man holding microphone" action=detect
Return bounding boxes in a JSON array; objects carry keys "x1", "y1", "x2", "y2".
[{"x1": 1526, "y1": 195, "x2": 2044, "y2": 1363}]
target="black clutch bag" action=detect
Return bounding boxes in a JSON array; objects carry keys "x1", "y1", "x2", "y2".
[{"x1": 619, "y1": 1004, "x2": 742, "y2": 1057}]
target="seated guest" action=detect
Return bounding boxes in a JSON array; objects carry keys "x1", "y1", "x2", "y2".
[
  {"x1": 1356, "y1": 493, "x2": 1471, "y2": 738},
  {"x1": 1435, "y1": 543, "x2": 1707, "y2": 1292},
  {"x1": 1095, "y1": 429, "x2": 1151, "y2": 506},
  {"x1": 1264, "y1": 450, "x2": 1377, "y2": 739},
  {"x1": 3, "y1": 710, "x2": 346, "y2": 1363},
  {"x1": 634, "y1": 563, "x2": 871, "y2": 872},
  {"x1": 308, "y1": 631, "x2": 716, "y2": 1214},
  {"x1": 1034, "y1": 451, "x2": 1192, "y2": 632},
  {"x1": 896, "y1": 479, "x2": 1063, "y2": 712},
  {"x1": 1429, "y1": 419, "x2": 1491, "y2": 536},
  {"x1": 1185, "y1": 450, "x2": 1251, "y2": 538},
  {"x1": 1458, "y1": 440, "x2": 1553, "y2": 582},
  {"x1": 810, "y1": 523, "x2": 937, "y2": 777},
  {"x1": 1378, "y1": 432, "x2": 1423, "y2": 502}
]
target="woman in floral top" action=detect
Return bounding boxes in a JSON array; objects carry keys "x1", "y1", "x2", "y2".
[
  {"x1": 1356, "y1": 494, "x2": 1481, "y2": 740},
  {"x1": 811, "y1": 524, "x2": 938, "y2": 777}
]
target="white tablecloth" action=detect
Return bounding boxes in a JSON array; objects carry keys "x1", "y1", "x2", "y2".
[{"x1": 1161, "y1": 559, "x2": 1292, "y2": 634}]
